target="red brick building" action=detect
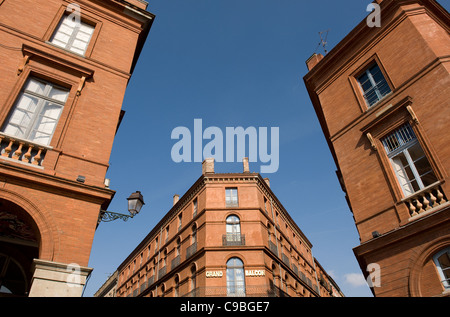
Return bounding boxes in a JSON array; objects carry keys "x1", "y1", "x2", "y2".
[
  {"x1": 0, "y1": 0, "x2": 153, "y2": 296},
  {"x1": 107, "y1": 159, "x2": 343, "y2": 298},
  {"x1": 304, "y1": 0, "x2": 449, "y2": 297}
]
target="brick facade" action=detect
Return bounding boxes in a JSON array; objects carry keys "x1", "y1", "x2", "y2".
[
  {"x1": 107, "y1": 159, "x2": 344, "y2": 298},
  {"x1": 304, "y1": 0, "x2": 449, "y2": 297},
  {"x1": 0, "y1": 0, "x2": 154, "y2": 296}
]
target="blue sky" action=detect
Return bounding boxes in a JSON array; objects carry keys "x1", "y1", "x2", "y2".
[{"x1": 83, "y1": 0, "x2": 450, "y2": 297}]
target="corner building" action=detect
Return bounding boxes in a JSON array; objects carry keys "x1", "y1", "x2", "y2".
[
  {"x1": 304, "y1": 0, "x2": 450, "y2": 296},
  {"x1": 114, "y1": 159, "x2": 343, "y2": 297},
  {"x1": 0, "y1": 0, "x2": 154, "y2": 296}
]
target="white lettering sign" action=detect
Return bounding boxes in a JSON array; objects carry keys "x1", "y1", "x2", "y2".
[
  {"x1": 206, "y1": 271, "x2": 223, "y2": 278},
  {"x1": 245, "y1": 270, "x2": 265, "y2": 277}
]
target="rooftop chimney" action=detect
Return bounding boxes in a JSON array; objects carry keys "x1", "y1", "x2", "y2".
[
  {"x1": 306, "y1": 53, "x2": 324, "y2": 71},
  {"x1": 243, "y1": 157, "x2": 250, "y2": 173},
  {"x1": 202, "y1": 158, "x2": 215, "y2": 175},
  {"x1": 173, "y1": 194, "x2": 179, "y2": 206}
]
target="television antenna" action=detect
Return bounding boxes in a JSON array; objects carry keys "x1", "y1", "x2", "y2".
[{"x1": 315, "y1": 29, "x2": 330, "y2": 55}]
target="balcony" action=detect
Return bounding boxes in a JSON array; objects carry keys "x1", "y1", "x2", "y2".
[
  {"x1": 403, "y1": 182, "x2": 448, "y2": 218},
  {"x1": 158, "y1": 266, "x2": 167, "y2": 278},
  {"x1": 182, "y1": 284, "x2": 287, "y2": 297},
  {"x1": 282, "y1": 253, "x2": 290, "y2": 267},
  {"x1": 222, "y1": 233, "x2": 245, "y2": 246},
  {"x1": 268, "y1": 240, "x2": 278, "y2": 256},
  {"x1": 0, "y1": 133, "x2": 49, "y2": 168},
  {"x1": 186, "y1": 242, "x2": 197, "y2": 260},
  {"x1": 171, "y1": 255, "x2": 181, "y2": 270}
]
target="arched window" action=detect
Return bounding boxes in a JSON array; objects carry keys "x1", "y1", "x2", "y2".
[
  {"x1": 225, "y1": 215, "x2": 242, "y2": 245},
  {"x1": 0, "y1": 254, "x2": 28, "y2": 296},
  {"x1": 174, "y1": 275, "x2": 180, "y2": 297},
  {"x1": 176, "y1": 237, "x2": 181, "y2": 257},
  {"x1": 191, "y1": 224, "x2": 197, "y2": 244},
  {"x1": 433, "y1": 247, "x2": 450, "y2": 289},
  {"x1": 190, "y1": 265, "x2": 197, "y2": 294},
  {"x1": 226, "y1": 215, "x2": 240, "y2": 234},
  {"x1": 226, "y1": 257, "x2": 245, "y2": 296}
]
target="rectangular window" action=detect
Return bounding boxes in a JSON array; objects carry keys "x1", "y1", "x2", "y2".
[
  {"x1": 193, "y1": 198, "x2": 198, "y2": 217},
  {"x1": 50, "y1": 15, "x2": 94, "y2": 56},
  {"x1": 357, "y1": 63, "x2": 391, "y2": 107},
  {"x1": 225, "y1": 188, "x2": 238, "y2": 207},
  {"x1": 2, "y1": 77, "x2": 69, "y2": 146},
  {"x1": 382, "y1": 124, "x2": 437, "y2": 196}
]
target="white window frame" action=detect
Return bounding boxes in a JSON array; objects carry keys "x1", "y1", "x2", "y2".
[
  {"x1": 226, "y1": 257, "x2": 246, "y2": 297},
  {"x1": 357, "y1": 63, "x2": 391, "y2": 107},
  {"x1": 382, "y1": 124, "x2": 437, "y2": 197},
  {"x1": 2, "y1": 77, "x2": 69, "y2": 146},
  {"x1": 226, "y1": 215, "x2": 241, "y2": 235},
  {"x1": 225, "y1": 188, "x2": 238, "y2": 207},
  {"x1": 50, "y1": 14, "x2": 95, "y2": 56},
  {"x1": 433, "y1": 248, "x2": 450, "y2": 290}
]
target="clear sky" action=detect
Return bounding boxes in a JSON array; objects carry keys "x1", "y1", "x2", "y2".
[{"x1": 83, "y1": 0, "x2": 450, "y2": 297}]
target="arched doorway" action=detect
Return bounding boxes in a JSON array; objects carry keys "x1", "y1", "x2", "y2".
[{"x1": 0, "y1": 199, "x2": 40, "y2": 297}]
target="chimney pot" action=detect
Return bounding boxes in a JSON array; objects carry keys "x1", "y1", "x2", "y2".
[
  {"x1": 306, "y1": 53, "x2": 324, "y2": 71},
  {"x1": 202, "y1": 158, "x2": 215, "y2": 174},
  {"x1": 243, "y1": 157, "x2": 250, "y2": 173},
  {"x1": 173, "y1": 194, "x2": 179, "y2": 206}
]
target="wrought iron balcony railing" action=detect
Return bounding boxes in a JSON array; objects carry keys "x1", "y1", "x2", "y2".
[{"x1": 222, "y1": 233, "x2": 245, "y2": 246}]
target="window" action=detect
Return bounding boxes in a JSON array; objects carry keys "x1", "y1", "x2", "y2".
[
  {"x1": 191, "y1": 225, "x2": 197, "y2": 244},
  {"x1": 190, "y1": 266, "x2": 196, "y2": 292},
  {"x1": 225, "y1": 215, "x2": 243, "y2": 245},
  {"x1": 50, "y1": 14, "x2": 94, "y2": 56},
  {"x1": 0, "y1": 254, "x2": 28, "y2": 296},
  {"x1": 178, "y1": 213, "x2": 182, "y2": 231},
  {"x1": 226, "y1": 258, "x2": 246, "y2": 296},
  {"x1": 174, "y1": 276, "x2": 179, "y2": 297},
  {"x1": 433, "y1": 248, "x2": 450, "y2": 290},
  {"x1": 357, "y1": 63, "x2": 391, "y2": 107},
  {"x1": 2, "y1": 77, "x2": 69, "y2": 146},
  {"x1": 176, "y1": 239, "x2": 181, "y2": 257},
  {"x1": 193, "y1": 198, "x2": 198, "y2": 217},
  {"x1": 226, "y1": 215, "x2": 241, "y2": 235},
  {"x1": 225, "y1": 188, "x2": 238, "y2": 207},
  {"x1": 382, "y1": 124, "x2": 437, "y2": 196}
]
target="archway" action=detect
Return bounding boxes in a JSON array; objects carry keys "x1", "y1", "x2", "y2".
[{"x1": 0, "y1": 199, "x2": 40, "y2": 297}]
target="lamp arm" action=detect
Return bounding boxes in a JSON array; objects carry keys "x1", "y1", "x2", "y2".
[{"x1": 98, "y1": 209, "x2": 134, "y2": 223}]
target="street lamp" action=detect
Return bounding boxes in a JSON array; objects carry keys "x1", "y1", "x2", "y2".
[{"x1": 98, "y1": 191, "x2": 145, "y2": 223}]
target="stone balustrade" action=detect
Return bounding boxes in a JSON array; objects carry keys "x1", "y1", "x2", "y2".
[
  {"x1": 0, "y1": 133, "x2": 49, "y2": 167},
  {"x1": 404, "y1": 182, "x2": 448, "y2": 218}
]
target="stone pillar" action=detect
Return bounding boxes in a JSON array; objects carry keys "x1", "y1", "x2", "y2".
[{"x1": 29, "y1": 259, "x2": 93, "y2": 297}]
